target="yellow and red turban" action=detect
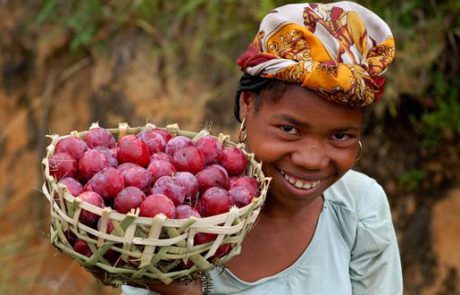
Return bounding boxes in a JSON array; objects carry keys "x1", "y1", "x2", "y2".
[{"x1": 237, "y1": 1, "x2": 396, "y2": 106}]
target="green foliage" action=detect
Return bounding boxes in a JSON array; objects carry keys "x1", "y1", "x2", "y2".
[
  {"x1": 361, "y1": 0, "x2": 460, "y2": 146},
  {"x1": 398, "y1": 168, "x2": 427, "y2": 193},
  {"x1": 32, "y1": 0, "x2": 460, "y2": 143},
  {"x1": 420, "y1": 74, "x2": 460, "y2": 146},
  {"x1": 33, "y1": 0, "x2": 308, "y2": 68},
  {"x1": 36, "y1": 0, "x2": 135, "y2": 50}
]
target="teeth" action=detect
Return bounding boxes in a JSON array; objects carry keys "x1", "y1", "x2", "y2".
[{"x1": 280, "y1": 170, "x2": 320, "y2": 190}]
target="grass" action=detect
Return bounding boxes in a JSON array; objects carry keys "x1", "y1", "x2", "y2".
[
  {"x1": 0, "y1": 216, "x2": 47, "y2": 294},
  {"x1": 0, "y1": 207, "x2": 120, "y2": 295}
]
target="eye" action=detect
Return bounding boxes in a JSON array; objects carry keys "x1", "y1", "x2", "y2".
[
  {"x1": 331, "y1": 132, "x2": 351, "y2": 141},
  {"x1": 330, "y1": 132, "x2": 359, "y2": 148},
  {"x1": 280, "y1": 125, "x2": 299, "y2": 135}
]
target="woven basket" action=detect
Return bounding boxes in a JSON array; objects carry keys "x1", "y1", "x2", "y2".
[{"x1": 41, "y1": 123, "x2": 270, "y2": 287}]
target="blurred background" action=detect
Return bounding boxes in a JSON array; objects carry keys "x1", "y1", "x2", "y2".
[{"x1": 0, "y1": 0, "x2": 459, "y2": 294}]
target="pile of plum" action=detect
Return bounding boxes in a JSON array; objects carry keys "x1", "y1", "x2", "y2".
[{"x1": 48, "y1": 126, "x2": 259, "y2": 260}]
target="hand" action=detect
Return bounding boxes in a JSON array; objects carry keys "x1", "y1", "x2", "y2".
[
  {"x1": 89, "y1": 267, "x2": 203, "y2": 295},
  {"x1": 89, "y1": 268, "x2": 203, "y2": 295},
  {"x1": 143, "y1": 279, "x2": 202, "y2": 295}
]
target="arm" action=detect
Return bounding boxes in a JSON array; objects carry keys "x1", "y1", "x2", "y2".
[
  {"x1": 349, "y1": 182, "x2": 403, "y2": 295},
  {"x1": 90, "y1": 267, "x2": 203, "y2": 295},
  {"x1": 122, "y1": 281, "x2": 202, "y2": 295}
]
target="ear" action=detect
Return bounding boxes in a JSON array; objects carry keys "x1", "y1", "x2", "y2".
[{"x1": 239, "y1": 91, "x2": 255, "y2": 120}]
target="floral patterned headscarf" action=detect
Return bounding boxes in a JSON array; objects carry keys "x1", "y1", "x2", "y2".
[{"x1": 237, "y1": 1, "x2": 396, "y2": 106}]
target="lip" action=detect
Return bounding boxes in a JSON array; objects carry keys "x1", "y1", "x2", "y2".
[{"x1": 276, "y1": 168, "x2": 325, "y2": 196}]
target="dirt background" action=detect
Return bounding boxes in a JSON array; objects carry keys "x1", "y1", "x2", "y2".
[{"x1": 0, "y1": 1, "x2": 459, "y2": 295}]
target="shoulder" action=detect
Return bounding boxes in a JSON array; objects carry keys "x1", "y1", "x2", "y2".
[
  {"x1": 324, "y1": 169, "x2": 386, "y2": 213},
  {"x1": 323, "y1": 170, "x2": 393, "y2": 248}
]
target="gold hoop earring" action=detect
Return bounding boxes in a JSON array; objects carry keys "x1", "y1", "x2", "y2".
[
  {"x1": 356, "y1": 141, "x2": 363, "y2": 161},
  {"x1": 238, "y1": 117, "x2": 247, "y2": 143}
]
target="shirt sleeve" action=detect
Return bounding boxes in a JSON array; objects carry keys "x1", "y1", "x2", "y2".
[{"x1": 349, "y1": 182, "x2": 403, "y2": 295}]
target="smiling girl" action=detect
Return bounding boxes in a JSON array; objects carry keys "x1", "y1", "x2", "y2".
[{"x1": 122, "y1": 2, "x2": 403, "y2": 294}]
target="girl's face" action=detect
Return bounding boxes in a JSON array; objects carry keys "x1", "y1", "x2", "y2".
[{"x1": 240, "y1": 84, "x2": 363, "y2": 207}]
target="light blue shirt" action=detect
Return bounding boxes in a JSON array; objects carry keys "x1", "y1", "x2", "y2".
[{"x1": 122, "y1": 170, "x2": 403, "y2": 295}]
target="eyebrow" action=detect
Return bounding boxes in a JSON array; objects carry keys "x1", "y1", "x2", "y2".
[
  {"x1": 272, "y1": 114, "x2": 304, "y2": 126},
  {"x1": 272, "y1": 114, "x2": 361, "y2": 132}
]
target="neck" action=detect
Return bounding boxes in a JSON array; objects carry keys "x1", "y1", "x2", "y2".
[{"x1": 261, "y1": 192, "x2": 324, "y2": 221}]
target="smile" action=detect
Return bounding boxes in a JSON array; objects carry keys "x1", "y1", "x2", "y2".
[{"x1": 279, "y1": 170, "x2": 321, "y2": 190}]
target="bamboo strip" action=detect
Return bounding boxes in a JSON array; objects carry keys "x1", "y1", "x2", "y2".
[{"x1": 41, "y1": 122, "x2": 270, "y2": 287}]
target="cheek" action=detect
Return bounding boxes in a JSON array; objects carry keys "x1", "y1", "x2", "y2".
[
  {"x1": 245, "y1": 126, "x2": 284, "y2": 164},
  {"x1": 330, "y1": 148, "x2": 358, "y2": 173},
  {"x1": 246, "y1": 137, "x2": 275, "y2": 163},
  {"x1": 245, "y1": 121, "x2": 262, "y2": 152}
]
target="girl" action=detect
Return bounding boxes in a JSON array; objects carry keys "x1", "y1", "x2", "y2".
[{"x1": 123, "y1": 2, "x2": 403, "y2": 294}]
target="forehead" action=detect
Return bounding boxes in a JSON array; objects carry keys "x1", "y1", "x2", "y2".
[{"x1": 257, "y1": 84, "x2": 363, "y2": 128}]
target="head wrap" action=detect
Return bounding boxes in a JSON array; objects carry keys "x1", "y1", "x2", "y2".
[{"x1": 237, "y1": 1, "x2": 396, "y2": 106}]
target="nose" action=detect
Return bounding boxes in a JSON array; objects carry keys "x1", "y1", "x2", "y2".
[{"x1": 291, "y1": 140, "x2": 329, "y2": 170}]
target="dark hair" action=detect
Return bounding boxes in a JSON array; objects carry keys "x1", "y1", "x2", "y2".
[{"x1": 233, "y1": 74, "x2": 291, "y2": 122}]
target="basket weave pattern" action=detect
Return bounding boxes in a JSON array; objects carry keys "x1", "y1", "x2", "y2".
[{"x1": 41, "y1": 123, "x2": 269, "y2": 287}]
